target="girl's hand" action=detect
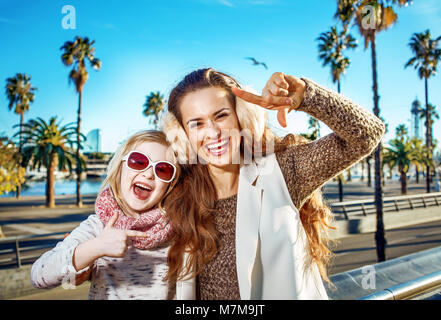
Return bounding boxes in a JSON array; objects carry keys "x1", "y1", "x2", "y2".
[
  {"x1": 231, "y1": 72, "x2": 306, "y2": 128},
  {"x1": 95, "y1": 211, "x2": 148, "y2": 258}
]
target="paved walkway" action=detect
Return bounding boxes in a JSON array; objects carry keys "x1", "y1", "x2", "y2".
[{"x1": 13, "y1": 282, "x2": 91, "y2": 300}]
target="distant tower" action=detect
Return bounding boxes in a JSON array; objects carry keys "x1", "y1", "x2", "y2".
[
  {"x1": 411, "y1": 98, "x2": 422, "y2": 139},
  {"x1": 84, "y1": 129, "x2": 102, "y2": 153}
]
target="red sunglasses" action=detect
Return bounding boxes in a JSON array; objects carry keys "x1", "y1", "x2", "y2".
[{"x1": 122, "y1": 151, "x2": 176, "y2": 183}]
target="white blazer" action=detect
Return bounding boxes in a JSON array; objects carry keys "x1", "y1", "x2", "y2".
[{"x1": 176, "y1": 153, "x2": 329, "y2": 300}]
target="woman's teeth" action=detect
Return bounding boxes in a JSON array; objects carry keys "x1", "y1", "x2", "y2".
[{"x1": 206, "y1": 138, "x2": 229, "y2": 153}]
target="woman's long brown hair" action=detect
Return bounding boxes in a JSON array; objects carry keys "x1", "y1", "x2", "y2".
[{"x1": 162, "y1": 68, "x2": 335, "y2": 285}]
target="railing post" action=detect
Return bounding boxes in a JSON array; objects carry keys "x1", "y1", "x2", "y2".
[
  {"x1": 342, "y1": 205, "x2": 348, "y2": 220},
  {"x1": 421, "y1": 196, "x2": 427, "y2": 208},
  {"x1": 15, "y1": 238, "x2": 22, "y2": 268},
  {"x1": 394, "y1": 200, "x2": 400, "y2": 212},
  {"x1": 408, "y1": 198, "x2": 414, "y2": 210},
  {"x1": 434, "y1": 195, "x2": 439, "y2": 206},
  {"x1": 361, "y1": 203, "x2": 367, "y2": 216}
]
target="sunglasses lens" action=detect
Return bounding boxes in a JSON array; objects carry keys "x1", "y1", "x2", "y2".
[
  {"x1": 155, "y1": 162, "x2": 175, "y2": 182},
  {"x1": 127, "y1": 152, "x2": 149, "y2": 171}
]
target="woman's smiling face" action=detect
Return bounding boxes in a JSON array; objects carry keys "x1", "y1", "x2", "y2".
[{"x1": 179, "y1": 87, "x2": 241, "y2": 168}]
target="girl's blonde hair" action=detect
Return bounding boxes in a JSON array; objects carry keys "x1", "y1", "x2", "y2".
[
  {"x1": 162, "y1": 68, "x2": 335, "y2": 284},
  {"x1": 100, "y1": 130, "x2": 180, "y2": 217}
]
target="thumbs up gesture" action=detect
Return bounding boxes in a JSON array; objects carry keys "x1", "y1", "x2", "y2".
[{"x1": 96, "y1": 212, "x2": 148, "y2": 258}]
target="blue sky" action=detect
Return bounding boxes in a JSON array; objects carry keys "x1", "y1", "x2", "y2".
[{"x1": 1, "y1": 0, "x2": 441, "y2": 152}]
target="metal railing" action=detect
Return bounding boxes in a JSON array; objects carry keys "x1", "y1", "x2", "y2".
[
  {"x1": 0, "y1": 232, "x2": 66, "y2": 268},
  {"x1": 359, "y1": 270, "x2": 441, "y2": 300},
  {"x1": 330, "y1": 192, "x2": 441, "y2": 220},
  {"x1": 327, "y1": 246, "x2": 441, "y2": 300}
]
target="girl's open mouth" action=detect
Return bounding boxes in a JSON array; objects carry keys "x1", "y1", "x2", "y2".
[{"x1": 133, "y1": 182, "x2": 152, "y2": 200}]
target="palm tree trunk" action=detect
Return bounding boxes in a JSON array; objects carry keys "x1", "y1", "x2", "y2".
[
  {"x1": 19, "y1": 113, "x2": 24, "y2": 150},
  {"x1": 400, "y1": 167, "x2": 407, "y2": 195},
  {"x1": 46, "y1": 154, "x2": 56, "y2": 208},
  {"x1": 416, "y1": 166, "x2": 419, "y2": 184},
  {"x1": 371, "y1": 35, "x2": 386, "y2": 262},
  {"x1": 366, "y1": 155, "x2": 372, "y2": 187},
  {"x1": 76, "y1": 90, "x2": 83, "y2": 208},
  {"x1": 16, "y1": 113, "x2": 24, "y2": 199},
  {"x1": 361, "y1": 159, "x2": 365, "y2": 182},
  {"x1": 337, "y1": 81, "x2": 345, "y2": 198},
  {"x1": 338, "y1": 175, "x2": 343, "y2": 202},
  {"x1": 424, "y1": 77, "x2": 431, "y2": 193},
  {"x1": 382, "y1": 165, "x2": 385, "y2": 187}
]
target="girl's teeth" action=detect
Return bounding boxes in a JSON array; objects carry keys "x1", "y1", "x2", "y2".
[{"x1": 135, "y1": 183, "x2": 151, "y2": 191}]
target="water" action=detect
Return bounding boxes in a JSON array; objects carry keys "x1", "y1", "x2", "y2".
[{"x1": 0, "y1": 178, "x2": 104, "y2": 198}]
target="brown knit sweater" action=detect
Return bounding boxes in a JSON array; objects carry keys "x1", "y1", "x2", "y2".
[{"x1": 197, "y1": 78, "x2": 386, "y2": 300}]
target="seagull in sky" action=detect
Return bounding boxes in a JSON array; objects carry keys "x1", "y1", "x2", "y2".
[{"x1": 245, "y1": 57, "x2": 268, "y2": 70}]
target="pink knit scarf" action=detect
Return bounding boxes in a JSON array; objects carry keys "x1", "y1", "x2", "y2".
[{"x1": 95, "y1": 187, "x2": 173, "y2": 250}]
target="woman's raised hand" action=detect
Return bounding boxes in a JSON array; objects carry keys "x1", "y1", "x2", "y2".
[{"x1": 231, "y1": 72, "x2": 306, "y2": 128}]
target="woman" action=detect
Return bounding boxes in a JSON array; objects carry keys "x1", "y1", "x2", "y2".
[{"x1": 161, "y1": 69, "x2": 385, "y2": 300}]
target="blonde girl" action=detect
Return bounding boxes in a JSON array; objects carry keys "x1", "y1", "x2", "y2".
[{"x1": 31, "y1": 130, "x2": 180, "y2": 299}]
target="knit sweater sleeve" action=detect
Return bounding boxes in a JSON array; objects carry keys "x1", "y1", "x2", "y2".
[
  {"x1": 30, "y1": 214, "x2": 103, "y2": 289},
  {"x1": 276, "y1": 78, "x2": 386, "y2": 209}
]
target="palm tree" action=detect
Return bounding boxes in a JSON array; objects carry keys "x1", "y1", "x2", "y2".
[
  {"x1": 418, "y1": 103, "x2": 440, "y2": 186},
  {"x1": 15, "y1": 117, "x2": 82, "y2": 208},
  {"x1": 143, "y1": 91, "x2": 165, "y2": 129},
  {"x1": 317, "y1": 25, "x2": 358, "y2": 93},
  {"x1": 60, "y1": 36, "x2": 101, "y2": 207},
  {"x1": 335, "y1": 0, "x2": 412, "y2": 262},
  {"x1": 307, "y1": 116, "x2": 321, "y2": 141},
  {"x1": 317, "y1": 24, "x2": 357, "y2": 202},
  {"x1": 0, "y1": 140, "x2": 25, "y2": 196},
  {"x1": 410, "y1": 136, "x2": 425, "y2": 184},
  {"x1": 383, "y1": 135, "x2": 418, "y2": 195},
  {"x1": 405, "y1": 30, "x2": 441, "y2": 193},
  {"x1": 420, "y1": 103, "x2": 440, "y2": 139},
  {"x1": 5, "y1": 73, "x2": 37, "y2": 198},
  {"x1": 395, "y1": 124, "x2": 408, "y2": 141}
]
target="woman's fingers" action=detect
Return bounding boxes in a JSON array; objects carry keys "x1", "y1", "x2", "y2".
[
  {"x1": 268, "y1": 82, "x2": 289, "y2": 97},
  {"x1": 231, "y1": 72, "x2": 304, "y2": 128},
  {"x1": 232, "y1": 87, "x2": 293, "y2": 108},
  {"x1": 273, "y1": 72, "x2": 289, "y2": 90},
  {"x1": 231, "y1": 87, "x2": 269, "y2": 107},
  {"x1": 277, "y1": 108, "x2": 289, "y2": 128}
]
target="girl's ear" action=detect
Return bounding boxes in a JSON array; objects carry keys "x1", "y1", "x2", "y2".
[{"x1": 161, "y1": 112, "x2": 197, "y2": 164}]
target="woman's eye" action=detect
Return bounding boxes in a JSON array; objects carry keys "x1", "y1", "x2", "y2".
[
  {"x1": 190, "y1": 122, "x2": 201, "y2": 128},
  {"x1": 217, "y1": 113, "x2": 228, "y2": 119}
]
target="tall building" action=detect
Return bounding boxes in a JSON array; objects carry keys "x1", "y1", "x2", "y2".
[{"x1": 84, "y1": 129, "x2": 102, "y2": 153}]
